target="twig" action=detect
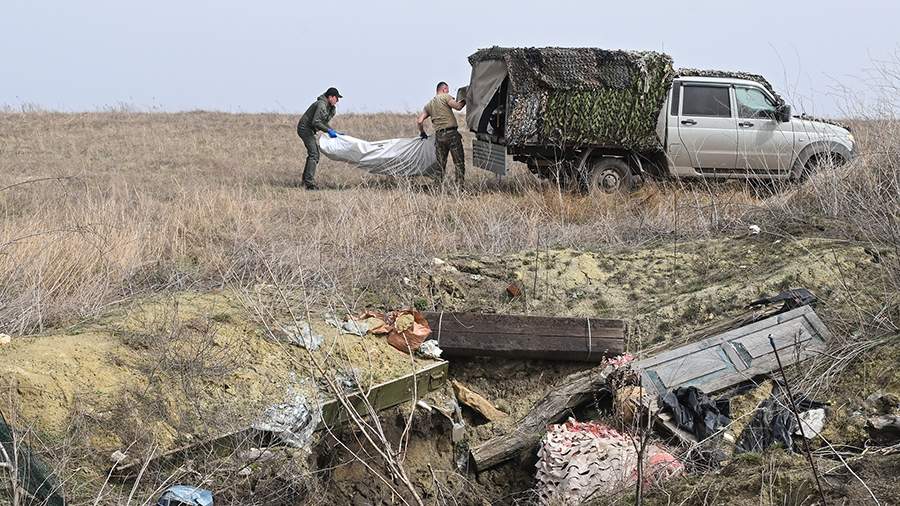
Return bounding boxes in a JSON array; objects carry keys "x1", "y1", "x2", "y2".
[{"x1": 769, "y1": 334, "x2": 828, "y2": 505}]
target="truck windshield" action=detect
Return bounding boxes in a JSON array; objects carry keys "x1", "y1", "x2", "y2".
[{"x1": 735, "y1": 87, "x2": 777, "y2": 119}]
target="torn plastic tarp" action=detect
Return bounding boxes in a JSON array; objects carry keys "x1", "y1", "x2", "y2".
[
  {"x1": 319, "y1": 134, "x2": 439, "y2": 177},
  {"x1": 253, "y1": 382, "x2": 322, "y2": 448},
  {"x1": 535, "y1": 419, "x2": 682, "y2": 505},
  {"x1": 278, "y1": 322, "x2": 324, "y2": 350},
  {"x1": 156, "y1": 485, "x2": 214, "y2": 506},
  {"x1": 736, "y1": 391, "x2": 827, "y2": 453},
  {"x1": 658, "y1": 386, "x2": 731, "y2": 441}
]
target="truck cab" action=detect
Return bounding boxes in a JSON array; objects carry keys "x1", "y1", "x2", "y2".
[{"x1": 659, "y1": 76, "x2": 856, "y2": 182}]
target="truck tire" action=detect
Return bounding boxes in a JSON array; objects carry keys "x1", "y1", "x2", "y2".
[{"x1": 582, "y1": 157, "x2": 634, "y2": 194}]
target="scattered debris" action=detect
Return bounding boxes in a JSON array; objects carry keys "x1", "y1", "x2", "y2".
[
  {"x1": 748, "y1": 224, "x2": 761, "y2": 235},
  {"x1": 866, "y1": 415, "x2": 900, "y2": 445},
  {"x1": 0, "y1": 413, "x2": 65, "y2": 506},
  {"x1": 635, "y1": 305, "x2": 829, "y2": 444},
  {"x1": 236, "y1": 448, "x2": 275, "y2": 462},
  {"x1": 386, "y1": 310, "x2": 431, "y2": 353},
  {"x1": 331, "y1": 368, "x2": 361, "y2": 391},
  {"x1": 252, "y1": 387, "x2": 321, "y2": 448},
  {"x1": 470, "y1": 364, "x2": 614, "y2": 472},
  {"x1": 864, "y1": 391, "x2": 899, "y2": 414},
  {"x1": 451, "y1": 380, "x2": 508, "y2": 422},
  {"x1": 416, "y1": 340, "x2": 443, "y2": 359},
  {"x1": 736, "y1": 392, "x2": 827, "y2": 453},
  {"x1": 110, "y1": 449, "x2": 129, "y2": 465},
  {"x1": 424, "y1": 311, "x2": 625, "y2": 362},
  {"x1": 747, "y1": 288, "x2": 817, "y2": 310},
  {"x1": 795, "y1": 408, "x2": 827, "y2": 439},
  {"x1": 505, "y1": 283, "x2": 522, "y2": 298},
  {"x1": 658, "y1": 386, "x2": 731, "y2": 441},
  {"x1": 614, "y1": 385, "x2": 645, "y2": 426},
  {"x1": 0, "y1": 333, "x2": 10, "y2": 345},
  {"x1": 155, "y1": 485, "x2": 214, "y2": 506},
  {"x1": 535, "y1": 419, "x2": 682, "y2": 505},
  {"x1": 278, "y1": 322, "x2": 324, "y2": 350}
]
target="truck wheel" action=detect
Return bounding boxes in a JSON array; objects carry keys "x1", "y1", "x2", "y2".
[
  {"x1": 583, "y1": 157, "x2": 634, "y2": 194},
  {"x1": 793, "y1": 152, "x2": 846, "y2": 181}
]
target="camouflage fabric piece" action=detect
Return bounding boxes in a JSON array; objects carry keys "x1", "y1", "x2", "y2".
[
  {"x1": 469, "y1": 47, "x2": 674, "y2": 150},
  {"x1": 434, "y1": 129, "x2": 465, "y2": 186}
]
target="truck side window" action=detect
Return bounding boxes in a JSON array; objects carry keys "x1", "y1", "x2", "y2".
[
  {"x1": 681, "y1": 85, "x2": 731, "y2": 117},
  {"x1": 735, "y1": 87, "x2": 777, "y2": 119}
]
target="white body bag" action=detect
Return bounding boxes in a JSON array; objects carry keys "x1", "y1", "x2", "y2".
[{"x1": 318, "y1": 134, "x2": 439, "y2": 177}]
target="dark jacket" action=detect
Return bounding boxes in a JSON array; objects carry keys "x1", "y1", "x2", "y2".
[{"x1": 297, "y1": 95, "x2": 335, "y2": 135}]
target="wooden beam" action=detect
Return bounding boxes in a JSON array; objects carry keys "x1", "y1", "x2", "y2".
[
  {"x1": 468, "y1": 364, "x2": 613, "y2": 472},
  {"x1": 423, "y1": 312, "x2": 625, "y2": 362}
]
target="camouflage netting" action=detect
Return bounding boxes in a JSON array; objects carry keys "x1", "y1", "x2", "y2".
[
  {"x1": 469, "y1": 47, "x2": 675, "y2": 150},
  {"x1": 675, "y1": 68, "x2": 785, "y2": 106}
]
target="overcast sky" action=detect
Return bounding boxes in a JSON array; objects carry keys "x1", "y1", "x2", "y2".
[{"x1": 2, "y1": 0, "x2": 898, "y2": 116}]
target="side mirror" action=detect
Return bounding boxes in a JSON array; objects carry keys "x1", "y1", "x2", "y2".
[{"x1": 776, "y1": 104, "x2": 792, "y2": 123}]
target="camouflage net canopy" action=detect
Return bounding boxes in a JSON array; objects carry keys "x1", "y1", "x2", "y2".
[
  {"x1": 469, "y1": 47, "x2": 675, "y2": 150},
  {"x1": 675, "y1": 68, "x2": 786, "y2": 106}
]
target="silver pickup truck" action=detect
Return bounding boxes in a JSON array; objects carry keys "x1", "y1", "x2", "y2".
[{"x1": 466, "y1": 48, "x2": 856, "y2": 192}]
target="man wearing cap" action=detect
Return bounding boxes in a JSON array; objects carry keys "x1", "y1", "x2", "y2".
[
  {"x1": 296, "y1": 87, "x2": 342, "y2": 190},
  {"x1": 417, "y1": 82, "x2": 466, "y2": 189}
]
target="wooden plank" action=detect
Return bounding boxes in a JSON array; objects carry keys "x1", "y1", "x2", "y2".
[
  {"x1": 426, "y1": 312, "x2": 625, "y2": 336},
  {"x1": 653, "y1": 347, "x2": 731, "y2": 386},
  {"x1": 113, "y1": 361, "x2": 448, "y2": 477},
  {"x1": 469, "y1": 364, "x2": 613, "y2": 472},
  {"x1": 636, "y1": 305, "x2": 827, "y2": 398},
  {"x1": 423, "y1": 312, "x2": 625, "y2": 362}
]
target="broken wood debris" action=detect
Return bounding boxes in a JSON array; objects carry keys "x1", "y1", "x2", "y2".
[
  {"x1": 451, "y1": 380, "x2": 507, "y2": 422},
  {"x1": 637, "y1": 305, "x2": 829, "y2": 445},
  {"x1": 469, "y1": 364, "x2": 614, "y2": 472},
  {"x1": 423, "y1": 311, "x2": 625, "y2": 362},
  {"x1": 470, "y1": 302, "x2": 831, "y2": 472}
]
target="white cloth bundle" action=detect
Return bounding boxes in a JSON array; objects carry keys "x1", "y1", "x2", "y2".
[{"x1": 318, "y1": 134, "x2": 439, "y2": 177}]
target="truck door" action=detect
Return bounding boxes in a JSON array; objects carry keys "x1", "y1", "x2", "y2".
[
  {"x1": 677, "y1": 83, "x2": 738, "y2": 171},
  {"x1": 734, "y1": 86, "x2": 794, "y2": 176}
]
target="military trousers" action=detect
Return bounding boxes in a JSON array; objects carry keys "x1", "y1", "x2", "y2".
[
  {"x1": 297, "y1": 126, "x2": 319, "y2": 186},
  {"x1": 434, "y1": 128, "x2": 465, "y2": 187}
]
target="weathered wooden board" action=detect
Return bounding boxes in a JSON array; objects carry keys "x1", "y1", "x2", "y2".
[
  {"x1": 635, "y1": 305, "x2": 829, "y2": 398},
  {"x1": 423, "y1": 312, "x2": 625, "y2": 362},
  {"x1": 113, "y1": 361, "x2": 448, "y2": 477},
  {"x1": 633, "y1": 305, "x2": 829, "y2": 444}
]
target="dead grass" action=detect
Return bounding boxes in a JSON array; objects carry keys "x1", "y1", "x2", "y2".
[
  {"x1": 1, "y1": 106, "x2": 898, "y2": 505},
  {"x1": 0, "y1": 111, "x2": 797, "y2": 335}
]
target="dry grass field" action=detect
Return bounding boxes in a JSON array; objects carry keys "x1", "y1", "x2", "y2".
[{"x1": 1, "y1": 109, "x2": 898, "y2": 504}]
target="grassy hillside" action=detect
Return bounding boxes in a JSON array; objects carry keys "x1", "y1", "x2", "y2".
[{"x1": 0, "y1": 111, "x2": 897, "y2": 504}]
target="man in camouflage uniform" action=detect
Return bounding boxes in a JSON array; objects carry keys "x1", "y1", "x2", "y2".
[
  {"x1": 417, "y1": 82, "x2": 466, "y2": 189},
  {"x1": 296, "y1": 87, "x2": 342, "y2": 190}
]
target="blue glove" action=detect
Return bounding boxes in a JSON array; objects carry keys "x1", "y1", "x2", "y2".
[
  {"x1": 327, "y1": 128, "x2": 338, "y2": 138},
  {"x1": 419, "y1": 132, "x2": 428, "y2": 140}
]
